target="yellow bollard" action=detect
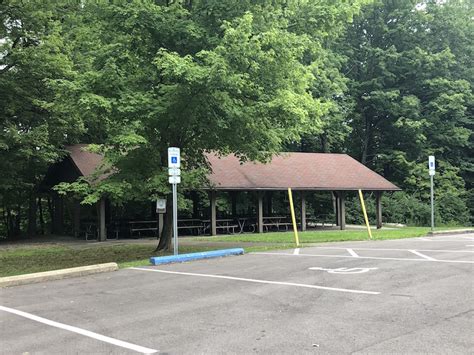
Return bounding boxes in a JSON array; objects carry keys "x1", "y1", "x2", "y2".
[
  {"x1": 358, "y1": 189, "x2": 373, "y2": 239},
  {"x1": 288, "y1": 188, "x2": 300, "y2": 246}
]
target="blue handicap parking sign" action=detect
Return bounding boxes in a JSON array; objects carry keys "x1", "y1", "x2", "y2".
[{"x1": 171, "y1": 157, "x2": 177, "y2": 164}]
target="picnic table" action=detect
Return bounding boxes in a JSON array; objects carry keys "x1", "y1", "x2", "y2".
[
  {"x1": 129, "y1": 220, "x2": 158, "y2": 238},
  {"x1": 202, "y1": 218, "x2": 239, "y2": 235},
  {"x1": 307, "y1": 214, "x2": 335, "y2": 227},
  {"x1": 261, "y1": 216, "x2": 293, "y2": 232},
  {"x1": 178, "y1": 219, "x2": 204, "y2": 235},
  {"x1": 236, "y1": 217, "x2": 252, "y2": 233},
  {"x1": 82, "y1": 222, "x2": 97, "y2": 241}
]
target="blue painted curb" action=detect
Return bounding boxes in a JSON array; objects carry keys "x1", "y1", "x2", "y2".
[{"x1": 149, "y1": 248, "x2": 244, "y2": 265}]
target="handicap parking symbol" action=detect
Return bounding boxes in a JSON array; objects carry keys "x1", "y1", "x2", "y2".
[{"x1": 309, "y1": 267, "x2": 378, "y2": 274}]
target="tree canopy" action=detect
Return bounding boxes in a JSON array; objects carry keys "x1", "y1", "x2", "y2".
[{"x1": 0, "y1": 0, "x2": 471, "y2": 243}]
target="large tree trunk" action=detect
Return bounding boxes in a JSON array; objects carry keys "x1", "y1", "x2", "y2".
[
  {"x1": 155, "y1": 194, "x2": 174, "y2": 252},
  {"x1": 27, "y1": 192, "x2": 37, "y2": 236},
  {"x1": 320, "y1": 133, "x2": 328, "y2": 153}
]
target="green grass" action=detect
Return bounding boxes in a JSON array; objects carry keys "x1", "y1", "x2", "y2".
[
  {"x1": 0, "y1": 243, "x2": 296, "y2": 277},
  {"x1": 195, "y1": 227, "x2": 432, "y2": 244},
  {"x1": 1, "y1": 226, "x2": 469, "y2": 278},
  {"x1": 0, "y1": 244, "x2": 213, "y2": 277}
]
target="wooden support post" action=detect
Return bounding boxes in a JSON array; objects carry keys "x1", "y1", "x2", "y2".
[
  {"x1": 333, "y1": 192, "x2": 340, "y2": 226},
  {"x1": 99, "y1": 198, "x2": 106, "y2": 241},
  {"x1": 376, "y1": 191, "x2": 383, "y2": 229},
  {"x1": 257, "y1": 192, "x2": 263, "y2": 233},
  {"x1": 73, "y1": 200, "x2": 81, "y2": 238},
  {"x1": 301, "y1": 192, "x2": 306, "y2": 231},
  {"x1": 230, "y1": 192, "x2": 237, "y2": 218},
  {"x1": 209, "y1": 191, "x2": 217, "y2": 236},
  {"x1": 338, "y1": 192, "x2": 346, "y2": 230}
]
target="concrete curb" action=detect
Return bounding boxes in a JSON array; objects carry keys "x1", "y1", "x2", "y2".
[
  {"x1": 428, "y1": 229, "x2": 473, "y2": 236},
  {"x1": 0, "y1": 263, "x2": 119, "y2": 288},
  {"x1": 150, "y1": 248, "x2": 244, "y2": 265}
]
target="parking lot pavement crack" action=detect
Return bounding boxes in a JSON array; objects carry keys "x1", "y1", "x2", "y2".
[
  {"x1": 350, "y1": 327, "x2": 424, "y2": 355},
  {"x1": 443, "y1": 308, "x2": 473, "y2": 321}
]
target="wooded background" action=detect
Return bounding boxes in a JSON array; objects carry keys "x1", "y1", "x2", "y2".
[{"x1": 1, "y1": 0, "x2": 472, "y2": 240}]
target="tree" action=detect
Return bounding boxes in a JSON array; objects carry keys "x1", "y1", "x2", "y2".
[
  {"x1": 339, "y1": 0, "x2": 473, "y2": 224},
  {"x1": 52, "y1": 0, "x2": 368, "y2": 250},
  {"x1": 0, "y1": 1, "x2": 79, "y2": 237}
]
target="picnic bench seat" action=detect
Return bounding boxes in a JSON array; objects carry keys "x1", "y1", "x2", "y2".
[
  {"x1": 129, "y1": 221, "x2": 158, "y2": 238},
  {"x1": 263, "y1": 222, "x2": 292, "y2": 232},
  {"x1": 178, "y1": 219, "x2": 204, "y2": 235},
  {"x1": 202, "y1": 219, "x2": 239, "y2": 235},
  {"x1": 259, "y1": 216, "x2": 293, "y2": 232},
  {"x1": 215, "y1": 224, "x2": 238, "y2": 234}
]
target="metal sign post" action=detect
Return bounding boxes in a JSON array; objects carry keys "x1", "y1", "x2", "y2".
[
  {"x1": 156, "y1": 199, "x2": 167, "y2": 238},
  {"x1": 168, "y1": 147, "x2": 181, "y2": 255},
  {"x1": 428, "y1": 156, "x2": 435, "y2": 232}
]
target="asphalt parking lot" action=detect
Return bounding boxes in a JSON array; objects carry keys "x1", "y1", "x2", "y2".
[{"x1": 1, "y1": 232, "x2": 473, "y2": 354}]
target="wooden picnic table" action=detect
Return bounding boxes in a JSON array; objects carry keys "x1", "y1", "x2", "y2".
[
  {"x1": 202, "y1": 218, "x2": 239, "y2": 235},
  {"x1": 178, "y1": 219, "x2": 204, "y2": 235},
  {"x1": 129, "y1": 220, "x2": 158, "y2": 238},
  {"x1": 261, "y1": 216, "x2": 292, "y2": 232},
  {"x1": 236, "y1": 217, "x2": 252, "y2": 233}
]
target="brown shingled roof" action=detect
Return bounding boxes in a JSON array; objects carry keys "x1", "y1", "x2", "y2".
[
  {"x1": 65, "y1": 145, "x2": 400, "y2": 191},
  {"x1": 65, "y1": 144, "x2": 105, "y2": 178},
  {"x1": 207, "y1": 153, "x2": 400, "y2": 191}
]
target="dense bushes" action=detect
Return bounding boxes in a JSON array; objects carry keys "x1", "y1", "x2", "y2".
[{"x1": 345, "y1": 191, "x2": 470, "y2": 227}]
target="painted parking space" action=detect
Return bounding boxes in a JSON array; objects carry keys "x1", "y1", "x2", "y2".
[
  {"x1": 129, "y1": 266, "x2": 381, "y2": 295},
  {"x1": 255, "y1": 246, "x2": 474, "y2": 264},
  {"x1": 1, "y1": 232, "x2": 473, "y2": 354},
  {"x1": 254, "y1": 233, "x2": 474, "y2": 265}
]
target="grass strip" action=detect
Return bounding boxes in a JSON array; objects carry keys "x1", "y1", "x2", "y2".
[
  {"x1": 2, "y1": 226, "x2": 468, "y2": 277},
  {"x1": 195, "y1": 227, "x2": 432, "y2": 244}
]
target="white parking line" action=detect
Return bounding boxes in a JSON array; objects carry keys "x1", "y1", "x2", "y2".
[
  {"x1": 419, "y1": 237, "x2": 473, "y2": 242},
  {"x1": 130, "y1": 268, "x2": 380, "y2": 295},
  {"x1": 409, "y1": 250, "x2": 436, "y2": 261},
  {"x1": 293, "y1": 248, "x2": 300, "y2": 255},
  {"x1": 315, "y1": 247, "x2": 474, "y2": 253},
  {"x1": 0, "y1": 305, "x2": 158, "y2": 354},
  {"x1": 347, "y1": 249, "x2": 359, "y2": 257},
  {"x1": 254, "y1": 252, "x2": 474, "y2": 264},
  {"x1": 309, "y1": 267, "x2": 378, "y2": 274}
]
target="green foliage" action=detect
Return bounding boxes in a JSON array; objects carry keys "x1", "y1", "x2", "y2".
[
  {"x1": 50, "y1": 0, "x2": 366, "y2": 209},
  {"x1": 0, "y1": 1, "x2": 83, "y2": 237},
  {"x1": 338, "y1": 0, "x2": 473, "y2": 225},
  {"x1": 1, "y1": 0, "x2": 471, "y2": 240}
]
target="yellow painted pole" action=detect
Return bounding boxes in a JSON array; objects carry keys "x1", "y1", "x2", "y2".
[
  {"x1": 358, "y1": 189, "x2": 373, "y2": 239},
  {"x1": 288, "y1": 188, "x2": 300, "y2": 246}
]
